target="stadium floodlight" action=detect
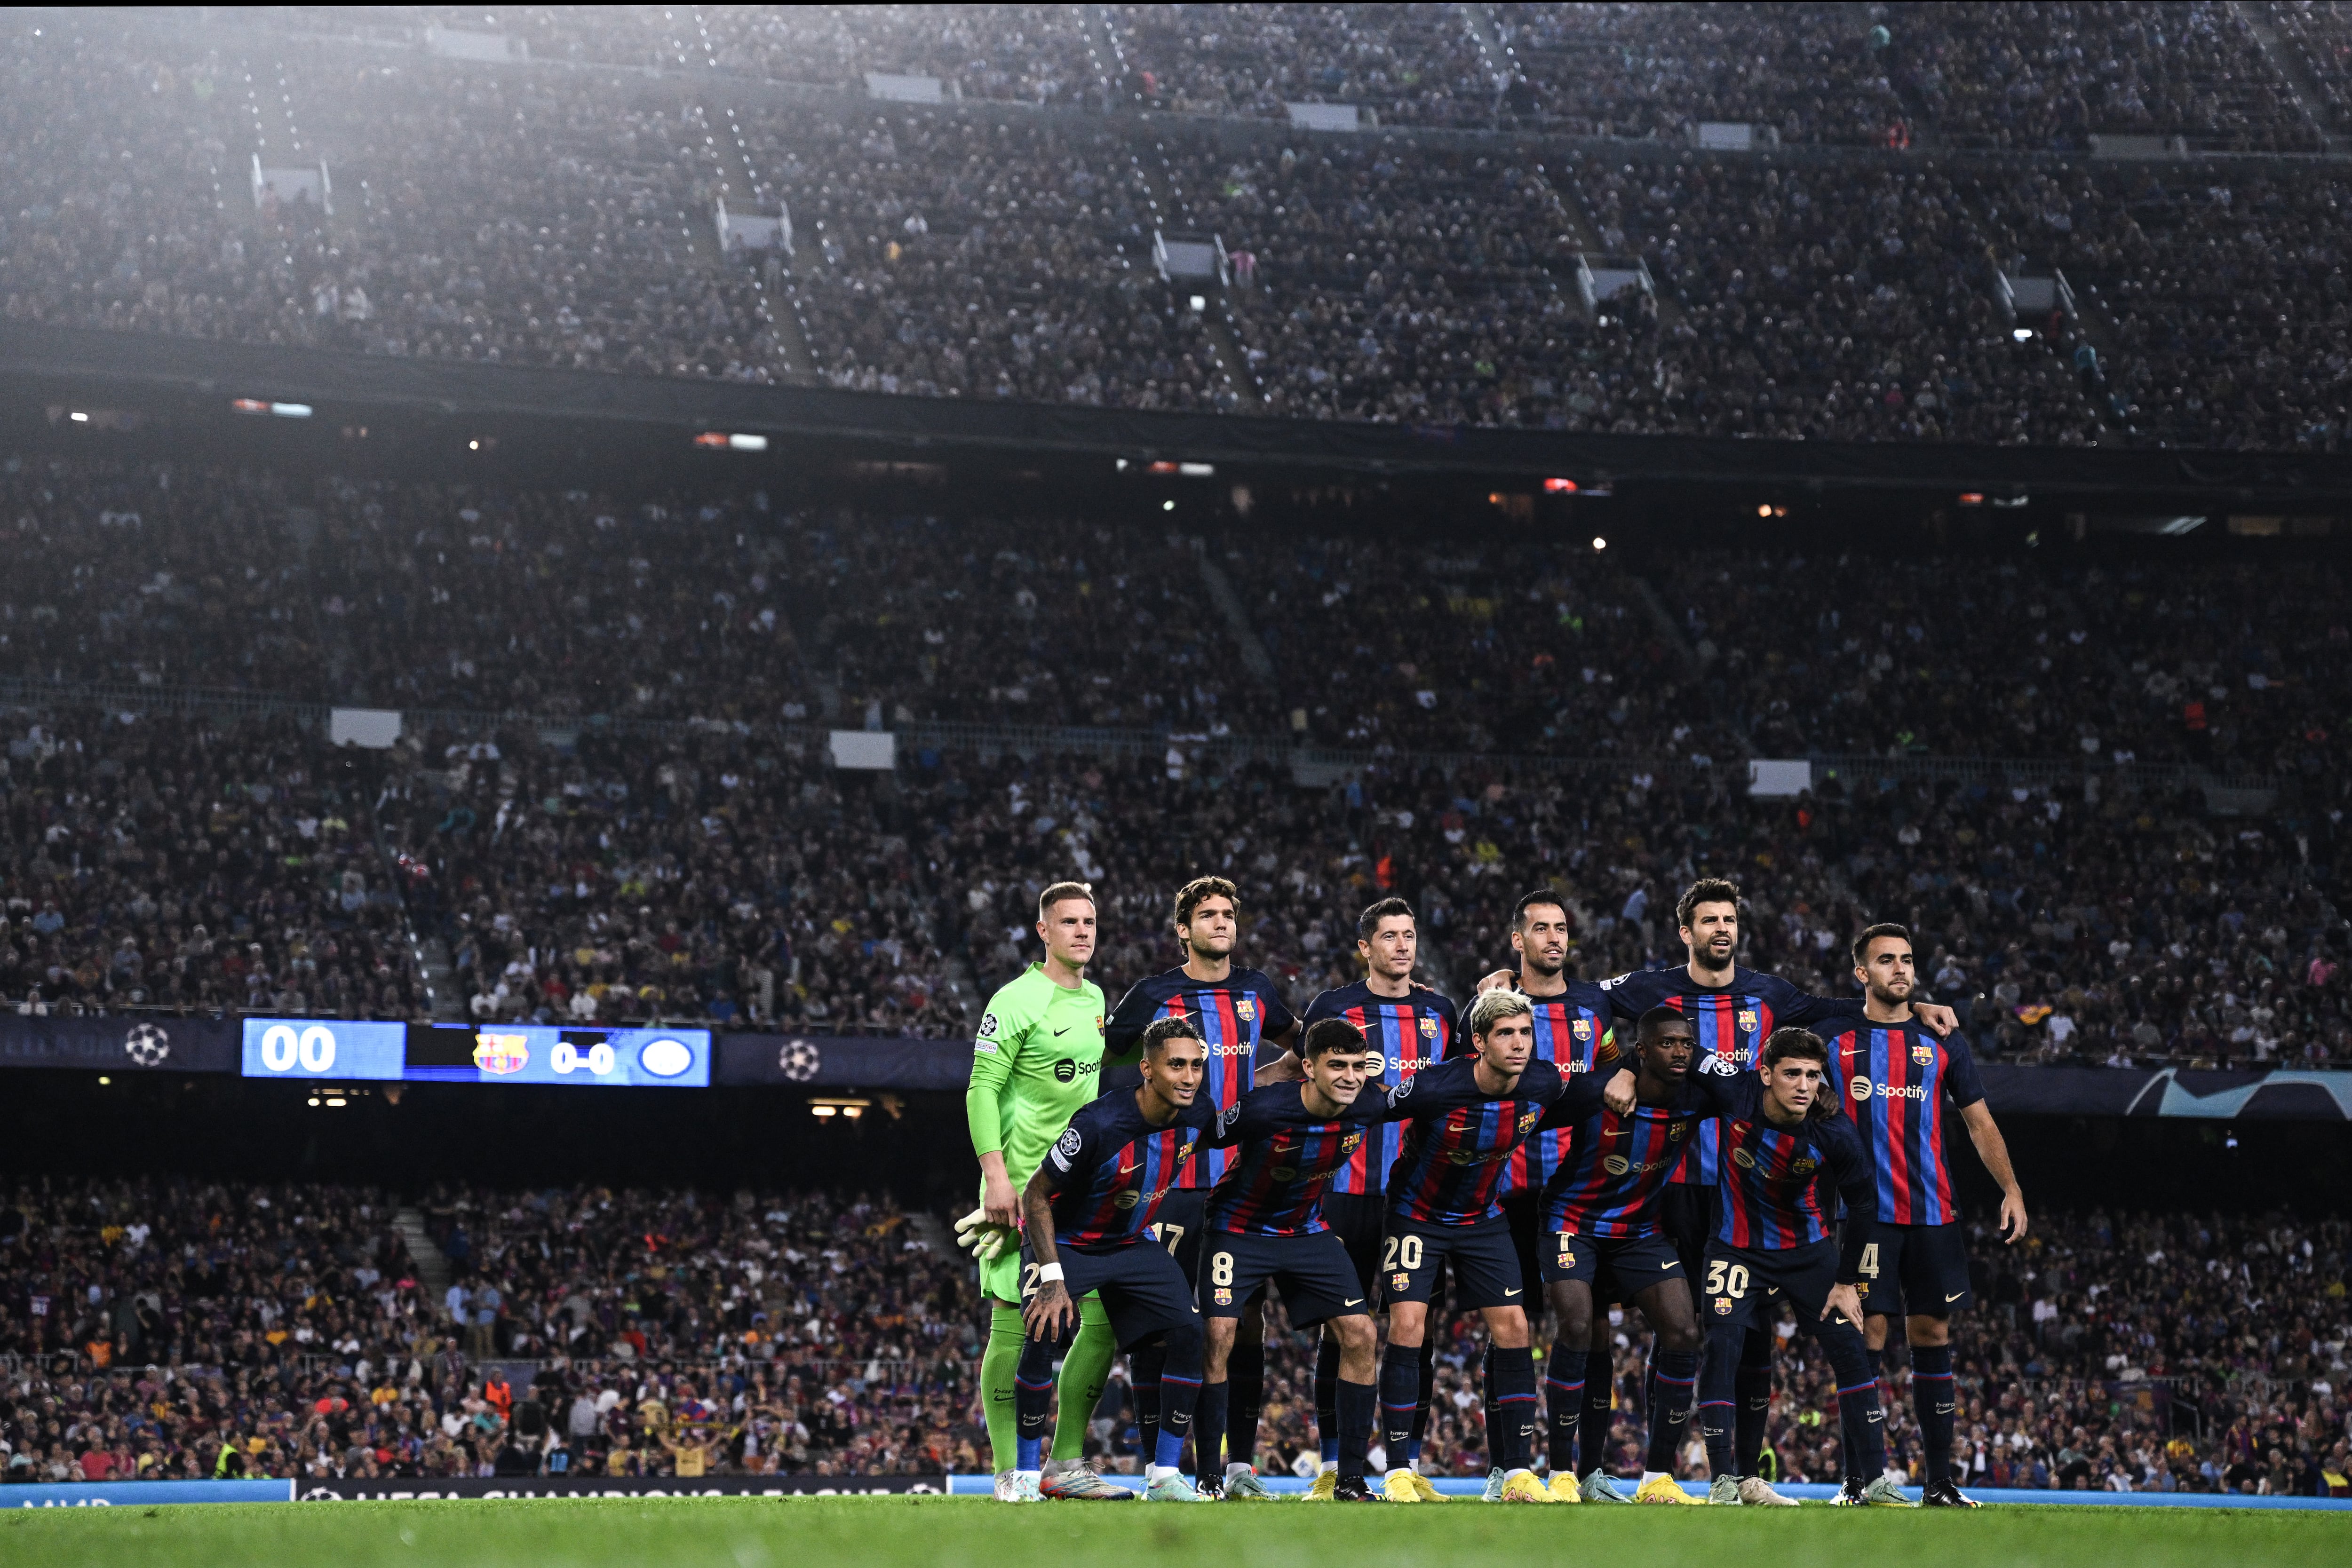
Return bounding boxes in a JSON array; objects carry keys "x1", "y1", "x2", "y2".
[
  {"x1": 1592, "y1": 537, "x2": 1608, "y2": 551},
  {"x1": 68, "y1": 411, "x2": 88, "y2": 422},
  {"x1": 1543, "y1": 477, "x2": 1577, "y2": 493},
  {"x1": 270, "y1": 402, "x2": 312, "y2": 418},
  {"x1": 1178, "y1": 461, "x2": 1214, "y2": 476},
  {"x1": 729, "y1": 433, "x2": 769, "y2": 451},
  {"x1": 1163, "y1": 499, "x2": 1176, "y2": 511},
  {"x1": 2013, "y1": 327, "x2": 2035, "y2": 341},
  {"x1": 1189, "y1": 294, "x2": 1206, "y2": 311}
]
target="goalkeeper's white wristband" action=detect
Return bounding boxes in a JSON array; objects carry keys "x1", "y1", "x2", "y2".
[{"x1": 1037, "y1": 1263, "x2": 1064, "y2": 1283}]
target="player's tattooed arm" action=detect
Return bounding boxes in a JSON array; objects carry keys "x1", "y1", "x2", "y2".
[{"x1": 1020, "y1": 1166, "x2": 1077, "y2": 1339}]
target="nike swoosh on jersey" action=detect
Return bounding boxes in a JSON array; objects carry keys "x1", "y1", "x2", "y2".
[
  {"x1": 1503, "y1": 1288, "x2": 1521, "y2": 1297},
  {"x1": 1343, "y1": 1299, "x2": 1364, "y2": 1307},
  {"x1": 1945, "y1": 1291, "x2": 1965, "y2": 1302},
  {"x1": 1054, "y1": 1027, "x2": 1071, "y2": 1036}
]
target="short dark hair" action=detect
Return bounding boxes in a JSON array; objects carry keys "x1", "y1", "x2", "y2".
[
  {"x1": 1302, "y1": 1018, "x2": 1368, "y2": 1060},
  {"x1": 1139, "y1": 1016, "x2": 1204, "y2": 1059},
  {"x1": 1510, "y1": 889, "x2": 1569, "y2": 932},
  {"x1": 1038, "y1": 881, "x2": 1094, "y2": 921},
  {"x1": 1851, "y1": 922, "x2": 1912, "y2": 967},
  {"x1": 1759, "y1": 1026, "x2": 1835, "y2": 1117},
  {"x1": 1636, "y1": 1005, "x2": 1693, "y2": 1045},
  {"x1": 1675, "y1": 877, "x2": 1741, "y2": 932},
  {"x1": 1357, "y1": 897, "x2": 1415, "y2": 942},
  {"x1": 1174, "y1": 875, "x2": 1238, "y2": 928}
]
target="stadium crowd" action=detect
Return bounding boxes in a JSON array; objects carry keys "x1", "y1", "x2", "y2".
[
  {"x1": 1, "y1": 1177, "x2": 2343, "y2": 1491},
  {"x1": 1, "y1": 460, "x2": 2345, "y2": 1061},
  {"x1": 2, "y1": 9, "x2": 2348, "y2": 447},
  {"x1": 0, "y1": 1178, "x2": 979, "y2": 1480}
]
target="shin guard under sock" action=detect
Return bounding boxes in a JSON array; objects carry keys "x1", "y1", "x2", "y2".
[
  {"x1": 1645, "y1": 1349, "x2": 1699, "y2": 1475},
  {"x1": 1335, "y1": 1378, "x2": 1375, "y2": 1481},
  {"x1": 1379, "y1": 1344, "x2": 1422, "y2": 1462},
  {"x1": 1911, "y1": 1343, "x2": 1956, "y2": 1484},
  {"x1": 1488, "y1": 1346, "x2": 1537, "y2": 1472}
]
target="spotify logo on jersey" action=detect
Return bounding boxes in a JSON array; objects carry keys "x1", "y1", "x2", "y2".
[{"x1": 1055, "y1": 1060, "x2": 1077, "y2": 1082}]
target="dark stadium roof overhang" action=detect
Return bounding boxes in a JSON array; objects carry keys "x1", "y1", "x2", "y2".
[{"x1": 5, "y1": 319, "x2": 2348, "y2": 511}]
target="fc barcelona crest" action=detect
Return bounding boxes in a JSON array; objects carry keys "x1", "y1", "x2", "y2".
[
  {"x1": 1419, "y1": 1015, "x2": 1438, "y2": 1038},
  {"x1": 1911, "y1": 1044, "x2": 1934, "y2": 1066},
  {"x1": 1714, "y1": 1296, "x2": 1734, "y2": 1316},
  {"x1": 1214, "y1": 1288, "x2": 1233, "y2": 1306},
  {"x1": 1235, "y1": 998, "x2": 1257, "y2": 1022},
  {"x1": 1571, "y1": 1018, "x2": 1593, "y2": 1042},
  {"x1": 1736, "y1": 1009, "x2": 1759, "y2": 1033},
  {"x1": 1391, "y1": 1272, "x2": 1411, "y2": 1292}
]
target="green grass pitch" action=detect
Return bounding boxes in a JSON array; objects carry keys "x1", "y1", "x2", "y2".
[{"x1": 5, "y1": 1496, "x2": 2347, "y2": 1568}]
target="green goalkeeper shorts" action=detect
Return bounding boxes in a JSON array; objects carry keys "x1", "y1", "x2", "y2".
[{"x1": 980, "y1": 1243, "x2": 1025, "y2": 1305}]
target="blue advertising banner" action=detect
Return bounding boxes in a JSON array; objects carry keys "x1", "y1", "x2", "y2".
[{"x1": 3, "y1": 1479, "x2": 294, "y2": 1507}]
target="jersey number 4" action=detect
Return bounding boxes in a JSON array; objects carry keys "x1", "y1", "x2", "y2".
[{"x1": 1857, "y1": 1243, "x2": 1880, "y2": 1280}]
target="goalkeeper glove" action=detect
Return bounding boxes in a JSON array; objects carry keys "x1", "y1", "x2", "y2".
[{"x1": 954, "y1": 1205, "x2": 1016, "y2": 1262}]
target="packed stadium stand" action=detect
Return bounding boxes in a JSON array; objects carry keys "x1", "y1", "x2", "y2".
[
  {"x1": 0, "y1": 1, "x2": 2347, "y2": 1517},
  {"x1": 3, "y1": 1177, "x2": 2343, "y2": 1492},
  {"x1": 1, "y1": 5, "x2": 2347, "y2": 446}
]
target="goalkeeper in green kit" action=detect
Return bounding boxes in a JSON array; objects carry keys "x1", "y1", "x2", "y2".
[{"x1": 961, "y1": 881, "x2": 1129, "y2": 1501}]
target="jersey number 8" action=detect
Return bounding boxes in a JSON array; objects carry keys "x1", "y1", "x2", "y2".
[
  {"x1": 1381, "y1": 1234, "x2": 1425, "y2": 1274},
  {"x1": 1210, "y1": 1251, "x2": 1235, "y2": 1288},
  {"x1": 1702, "y1": 1260, "x2": 1752, "y2": 1300}
]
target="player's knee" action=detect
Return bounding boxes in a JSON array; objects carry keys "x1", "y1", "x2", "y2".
[
  {"x1": 1906, "y1": 1313, "x2": 1951, "y2": 1347},
  {"x1": 1330, "y1": 1314, "x2": 1376, "y2": 1353},
  {"x1": 1654, "y1": 1317, "x2": 1701, "y2": 1354},
  {"x1": 1160, "y1": 1317, "x2": 1205, "y2": 1367},
  {"x1": 1485, "y1": 1306, "x2": 1530, "y2": 1348}
]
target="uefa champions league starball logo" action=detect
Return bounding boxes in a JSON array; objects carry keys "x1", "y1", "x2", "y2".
[
  {"x1": 779, "y1": 1039, "x2": 822, "y2": 1082},
  {"x1": 123, "y1": 1022, "x2": 171, "y2": 1067}
]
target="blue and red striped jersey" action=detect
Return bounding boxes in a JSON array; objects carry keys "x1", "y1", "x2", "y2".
[
  {"x1": 1203, "y1": 1082, "x2": 1391, "y2": 1237},
  {"x1": 1302, "y1": 981, "x2": 1456, "y2": 1194},
  {"x1": 1826, "y1": 1018, "x2": 1986, "y2": 1227},
  {"x1": 1538, "y1": 1056, "x2": 1740, "y2": 1238},
  {"x1": 1383, "y1": 1056, "x2": 1570, "y2": 1228},
  {"x1": 1709, "y1": 1075, "x2": 1873, "y2": 1274},
  {"x1": 1040, "y1": 1087, "x2": 1218, "y2": 1251},
  {"x1": 1445, "y1": 980, "x2": 1615, "y2": 1195},
  {"x1": 1599, "y1": 965, "x2": 1865, "y2": 1187},
  {"x1": 1107, "y1": 966, "x2": 1297, "y2": 1188}
]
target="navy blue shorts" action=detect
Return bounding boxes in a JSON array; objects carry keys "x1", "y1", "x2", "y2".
[
  {"x1": 1321, "y1": 1191, "x2": 1388, "y2": 1299},
  {"x1": 1540, "y1": 1228, "x2": 1685, "y2": 1303},
  {"x1": 1020, "y1": 1238, "x2": 1200, "y2": 1350},
  {"x1": 1855, "y1": 1220, "x2": 1974, "y2": 1317},
  {"x1": 1151, "y1": 1188, "x2": 1210, "y2": 1287},
  {"x1": 1661, "y1": 1182, "x2": 1716, "y2": 1287},
  {"x1": 1381, "y1": 1214, "x2": 1524, "y2": 1311},
  {"x1": 1200, "y1": 1229, "x2": 1368, "y2": 1326},
  {"x1": 1697, "y1": 1239, "x2": 1847, "y2": 1336}
]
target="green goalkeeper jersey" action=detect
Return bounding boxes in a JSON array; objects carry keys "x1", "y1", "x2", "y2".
[{"x1": 965, "y1": 963, "x2": 1107, "y2": 1194}]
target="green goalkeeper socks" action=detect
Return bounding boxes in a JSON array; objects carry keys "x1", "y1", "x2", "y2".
[
  {"x1": 1051, "y1": 1298, "x2": 1116, "y2": 1462},
  {"x1": 983, "y1": 1305, "x2": 1025, "y2": 1472}
]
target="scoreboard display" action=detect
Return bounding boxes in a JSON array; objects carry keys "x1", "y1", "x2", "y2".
[{"x1": 240, "y1": 1020, "x2": 710, "y2": 1088}]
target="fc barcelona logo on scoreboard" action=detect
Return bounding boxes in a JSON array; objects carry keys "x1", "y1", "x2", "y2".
[{"x1": 473, "y1": 1033, "x2": 530, "y2": 1075}]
